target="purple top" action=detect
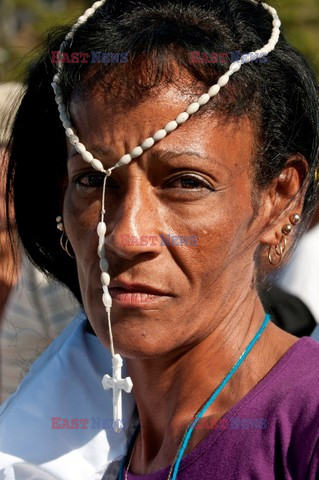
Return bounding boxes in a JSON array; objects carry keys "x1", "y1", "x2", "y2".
[{"x1": 124, "y1": 337, "x2": 319, "y2": 479}]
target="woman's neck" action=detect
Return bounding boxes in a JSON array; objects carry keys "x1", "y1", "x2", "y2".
[
  {"x1": 125, "y1": 297, "x2": 295, "y2": 474},
  {"x1": 127, "y1": 299, "x2": 269, "y2": 474}
]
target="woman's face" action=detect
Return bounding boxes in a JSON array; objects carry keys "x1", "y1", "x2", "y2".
[{"x1": 64, "y1": 78, "x2": 271, "y2": 358}]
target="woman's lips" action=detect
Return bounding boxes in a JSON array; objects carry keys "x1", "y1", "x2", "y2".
[{"x1": 108, "y1": 287, "x2": 169, "y2": 307}]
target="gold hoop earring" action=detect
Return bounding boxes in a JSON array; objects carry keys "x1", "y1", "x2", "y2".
[
  {"x1": 60, "y1": 233, "x2": 76, "y2": 259},
  {"x1": 268, "y1": 243, "x2": 283, "y2": 266},
  {"x1": 275, "y1": 235, "x2": 286, "y2": 256},
  {"x1": 56, "y1": 215, "x2": 76, "y2": 259}
]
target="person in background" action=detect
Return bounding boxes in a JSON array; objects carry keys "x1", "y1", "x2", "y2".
[
  {"x1": 260, "y1": 281, "x2": 317, "y2": 337},
  {"x1": 0, "y1": 83, "x2": 80, "y2": 402},
  {"x1": 0, "y1": 83, "x2": 21, "y2": 318}
]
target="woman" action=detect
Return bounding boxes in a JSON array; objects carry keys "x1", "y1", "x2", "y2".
[{"x1": 1, "y1": 0, "x2": 319, "y2": 478}]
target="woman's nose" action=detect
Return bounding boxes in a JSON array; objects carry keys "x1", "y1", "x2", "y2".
[{"x1": 104, "y1": 185, "x2": 164, "y2": 260}]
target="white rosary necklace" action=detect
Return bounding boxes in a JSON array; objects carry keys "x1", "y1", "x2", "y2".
[{"x1": 52, "y1": 0, "x2": 281, "y2": 434}]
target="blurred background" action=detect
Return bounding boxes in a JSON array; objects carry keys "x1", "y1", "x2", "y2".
[{"x1": 0, "y1": 0, "x2": 318, "y2": 83}]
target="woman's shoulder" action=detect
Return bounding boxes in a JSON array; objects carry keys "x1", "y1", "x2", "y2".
[
  {"x1": 280, "y1": 336, "x2": 319, "y2": 391},
  {"x1": 263, "y1": 336, "x2": 319, "y2": 408},
  {"x1": 270, "y1": 337, "x2": 319, "y2": 477},
  {"x1": 217, "y1": 337, "x2": 319, "y2": 478},
  {"x1": 235, "y1": 335, "x2": 319, "y2": 438},
  {"x1": 257, "y1": 337, "x2": 319, "y2": 454},
  {"x1": 179, "y1": 337, "x2": 319, "y2": 480}
]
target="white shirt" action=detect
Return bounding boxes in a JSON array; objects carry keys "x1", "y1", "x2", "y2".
[{"x1": 0, "y1": 312, "x2": 136, "y2": 480}]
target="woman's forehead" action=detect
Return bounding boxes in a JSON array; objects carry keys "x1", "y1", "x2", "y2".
[
  {"x1": 70, "y1": 61, "x2": 204, "y2": 115},
  {"x1": 68, "y1": 85, "x2": 255, "y2": 177}
]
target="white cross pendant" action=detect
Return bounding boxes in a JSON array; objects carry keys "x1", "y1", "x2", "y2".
[{"x1": 102, "y1": 354, "x2": 133, "y2": 432}]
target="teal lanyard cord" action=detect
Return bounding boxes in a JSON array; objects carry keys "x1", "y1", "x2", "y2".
[{"x1": 171, "y1": 313, "x2": 271, "y2": 480}]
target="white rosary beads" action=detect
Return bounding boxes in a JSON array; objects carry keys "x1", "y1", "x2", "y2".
[{"x1": 97, "y1": 181, "x2": 134, "y2": 433}]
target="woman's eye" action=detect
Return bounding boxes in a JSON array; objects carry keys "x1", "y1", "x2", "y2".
[
  {"x1": 74, "y1": 173, "x2": 116, "y2": 189},
  {"x1": 166, "y1": 174, "x2": 213, "y2": 190}
]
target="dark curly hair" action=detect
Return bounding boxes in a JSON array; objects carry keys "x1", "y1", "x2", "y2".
[{"x1": 5, "y1": 0, "x2": 319, "y2": 303}]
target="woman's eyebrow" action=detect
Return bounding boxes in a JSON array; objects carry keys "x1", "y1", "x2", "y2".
[
  {"x1": 151, "y1": 149, "x2": 212, "y2": 163},
  {"x1": 150, "y1": 148, "x2": 229, "y2": 172},
  {"x1": 68, "y1": 146, "x2": 207, "y2": 160},
  {"x1": 68, "y1": 144, "x2": 227, "y2": 172}
]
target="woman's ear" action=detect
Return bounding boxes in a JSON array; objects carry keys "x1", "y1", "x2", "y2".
[{"x1": 258, "y1": 155, "x2": 309, "y2": 247}]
